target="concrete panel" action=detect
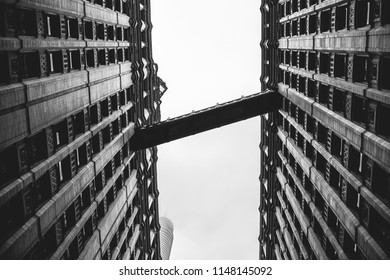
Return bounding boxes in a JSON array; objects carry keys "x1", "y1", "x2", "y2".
[
  {"x1": 0, "y1": 109, "x2": 28, "y2": 149},
  {"x1": 368, "y1": 26, "x2": 390, "y2": 53},
  {"x1": 366, "y1": 88, "x2": 390, "y2": 106},
  {"x1": 0, "y1": 83, "x2": 26, "y2": 111},
  {"x1": 121, "y1": 73, "x2": 132, "y2": 89},
  {"x1": 17, "y1": 0, "x2": 84, "y2": 18},
  {"x1": 314, "y1": 30, "x2": 366, "y2": 52},
  {"x1": 314, "y1": 74, "x2": 366, "y2": 96},
  {"x1": 287, "y1": 88, "x2": 314, "y2": 114},
  {"x1": 289, "y1": 35, "x2": 314, "y2": 50},
  {"x1": 90, "y1": 77, "x2": 121, "y2": 103},
  {"x1": 93, "y1": 134, "x2": 123, "y2": 173},
  {"x1": 356, "y1": 225, "x2": 388, "y2": 259},
  {"x1": 22, "y1": 38, "x2": 86, "y2": 50},
  {"x1": 0, "y1": 37, "x2": 21, "y2": 51},
  {"x1": 78, "y1": 231, "x2": 101, "y2": 260},
  {"x1": 85, "y1": 3, "x2": 118, "y2": 24},
  {"x1": 117, "y1": 13, "x2": 130, "y2": 27},
  {"x1": 88, "y1": 65, "x2": 120, "y2": 83},
  {"x1": 25, "y1": 71, "x2": 88, "y2": 102}
]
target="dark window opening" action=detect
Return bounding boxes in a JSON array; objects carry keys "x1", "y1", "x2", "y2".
[
  {"x1": 319, "y1": 84, "x2": 329, "y2": 105},
  {"x1": 58, "y1": 156, "x2": 71, "y2": 184},
  {"x1": 300, "y1": 17, "x2": 307, "y2": 35},
  {"x1": 292, "y1": 51, "x2": 298, "y2": 67},
  {"x1": 46, "y1": 13, "x2": 61, "y2": 37},
  {"x1": 105, "y1": 162, "x2": 113, "y2": 180},
  {"x1": 117, "y1": 48, "x2": 124, "y2": 62},
  {"x1": 115, "y1": 0, "x2": 122, "y2": 12},
  {"x1": 334, "y1": 54, "x2": 346, "y2": 78},
  {"x1": 102, "y1": 125, "x2": 111, "y2": 145},
  {"x1": 309, "y1": 14, "x2": 317, "y2": 34},
  {"x1": 98, "y1": 49, "x2": 106, "y2": 66},
  {"x1": 67, "y1": 17, "x2": 79, "y2": 39},
  {"x1": 49, "y1": 51, "x2": 63, "y2": 74},
  {"x1": 0, "y1": 53, "x2": 10, "y2": 84},
  {"x1": 376, "y1": 104, "x2": 390, "y2": 138},
  {"x1": 351, "y1": 95, "x2": 366, "y2": 125},
  {"x1": 69, "y1": 50, "x2": 81, "y2": 70},
  {"x1": 355, "y1": 0, "x2": 371, "y2": 28},
  {"x1": 298, "y1": 108, "x2": 305, "y2": 126},
  {"x1": 90, "y1": 104, "x2": 99, "y2": 125},
  {"x1": 307, "y1": 79, "x2": 316, "y2": 99},
  {"x1": 121, "y1": 114, "x2": 127, "y2": 128},
  {"x1": 73, "y1": 111, "x2": 85, "y2": 137},
  {"x1": 369, "y1": 209, "x2": 390, "y2": 255},
  {"x1": 292, "y1": 20, "x2": 298, "y2": 36},
  {"x1": 123, "y1": 28, "x2": 129, "y2": 41},
  {"x1": 114, "y1": 152, "x2": 121, "y2": 169},
  {"x1": 101, "y1": 99, "x2": 109, "y2": 118},
  {"x1": 285, "y1": 72, "x2": 290, "y2": 85},
  {"x1": 354, "y1": 56, "x2": 368, "y2": 83},
  {"x1": 320, "y1": 9, "x2": 331, "y2": 32},
  {"x1": 331, "y1": 133, "x2": 343, "y2": 161},
  {"x1": 107, "y1": 25, "x2": 114, "y2": 40},
  {"x1": 92, "y1": 133, "x2": 101, "y2": 155},
  {"x1": 299, "y1": 52, "x2": 306, "y2": 69},
  {"x1": 346, "y1": 183, "x2": 359, "y2": 214},
  {"x1": 285, "y1": 51, "x2": 291, "y2": 65},
  {"x1": 110, "y1": 94, "x2": 118, "y2": 111},
  {"x1": 124, "y1": 47, "x2": 129, "y2": 61},
  {"x1": 84, "y1": 21, "x2": 93, "y2": 39},
  {"x1": 381, "y1": 57, "x2": 390, "y2": 90},
  {"x1": 116, "y1": 27, "x2": 122, "y2": 40},
  {"x1": 291, "y1": 74, "x2": 297, "y2": 89},
  {"x1": 299, "y1": 76, "x2": 306, "y2": 93},
  {"x1": 34, "y1": 173, "x2": 51, "y2": 208},
  {"x1": 112, "y1": 119, "x2": 120, "y2": 136},
  {"x1": 30, "y1": 131, "x2": 48, "y2": 164},
  {"x1": 308, "y1": 52, "x2": 316, "y2": 71},
  {"x1": 336, "y1": 5, "x2": 348, "y2": 31},
  {"x1": 0, "y1": 146, "x2": 19, "y2": 186},
  {"x1": 108, "y1": 49, "x2": 115, "y2": 64},
  {"x1": 320, "y1": 53, "x2": 330, "y2": 75},
  {"x1": 348, "y1": 145, "x2": 361, "y2": 176},
  {"x1": 372, "y1": 164, "x2": 390, "y2": 203},
  {"x1": 329, "y1": 166, "x2": 339, "y2": 190},
  {"x1": 286, "y1": 1, "x2": 291, "y2": 16},
  {"x1": 20, "y1": 52, "x2": 40, "y2": 79},
  {"x1": 86, "y1": 49, "x2": 94, "y2": 67},
  {"x1": 333, "y1": 89, "x2": 345, "y2": 114},
  {"x1": 310, "y1": 0, "x2": 318, "y2": 6},
  {"x1": 54, "y1": 120, "x2": 68, "y2": 148},
  {"x1": 317, "y1": 122, "x2": 328, "y2": 146},
  {"x1": 96, "y1": 23, "x2": 105, "y2": 40},
  {"x1": 19, "y1": 9, "x2": 37, "y2": 36},
  {"x1": 316, "y1": 153, "x2": 327, "y2": 177},
  {"x1": 285, "y1": 22, "x2": 291, "y2": 37},
  {"x1": 292, "y1": 0, "x2": 298, "y2": 13},
  {"x1": 76, "y1": 144, "x2": 88, "y2": 168},
  {"x1": 106, "y1": 0, "x2": 113, "y2": 9},
  {"x1": 297, "y1": 133, "x2": 305, "y2": 151}
]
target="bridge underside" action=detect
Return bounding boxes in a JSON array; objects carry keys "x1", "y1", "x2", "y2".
[{"x1": 131, "y1": 91, "x2": 281, "y2": 150}]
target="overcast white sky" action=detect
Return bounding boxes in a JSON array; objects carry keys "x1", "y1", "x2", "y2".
[{"x1": 151, "y1": 0, "x2": 261, "y2": 259}]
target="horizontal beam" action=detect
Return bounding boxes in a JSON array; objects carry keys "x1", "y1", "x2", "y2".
[{"x1": 131, "y1": 90, "x2": 281, "y2": 150}]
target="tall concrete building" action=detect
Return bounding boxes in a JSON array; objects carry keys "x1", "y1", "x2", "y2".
[
  {"x1": 159, "y1": 217, "x2": 174, "y2": 260},
  {"x1": 259, "y1": 0, "x2": 390, "y2": 259},
  {"x1": 0, "y1": 0, "x2": 167, "y2": 260}
]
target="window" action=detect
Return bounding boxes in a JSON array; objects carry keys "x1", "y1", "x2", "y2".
[
  {"x1": 106, "y1": 0, "x2": 113, "y2": 9},
  {"x1": 124, "y1": 47, "x2": 129, "y2": 61},
  {"x1": 49, "y1": 51, "x2": 63, "y2": 73},
  {"x1": 90, "y1": 104, "x2": 99, "y2": 125},
  {"x1": 115, "y1": 0, "x2": 122, "y2": 12},
  {"x1": 308, "y1": 52, "x2": 316, "y2": 71},
  {"x1": 318, "y1": 84, "x2": 329, "y2": 105},
  {"x1": 334, "y1": 54, "x2": 346, "y2": 78},
  {"x1": 67, "y1": 17, "x2": 79, "y2": 39},
  {"x1": 19, "y1": 9, "x2": 37, "y2": 36},
  {"x1": 285, "y1": 22, "x2": 290, "y2": 37},
  {"x1": 30, "y1": 131, "x2": 48, "y2": 164},
  {"x1": 317, "y1": 122, "x2": 328, "y2": 146},
  {"x1": 320, "y1": 53, "x2": 330, "y2": 75},
  {"x1": 86, "y1": 49, "x2": 94, "y2": 67},
  {"x1": 98, "y1": 49, "x2": 106, "y2": 66},
  {"x1": 292, "y1": 0, "x2": 298, "y2": 13},
  {"x1": 300, "y1": 17, "x2": 307, "y2": 35},
  {"x1": 102, "y1": 125, "x2": 111, "y2": 145},
  {"x1": 46, "y1": 13, "x2": 61, "y2": 37},
  {"x1": 307, "y1": 79, "x2": 317, "y2": 99},
  {"x1": 108, "y1": 49, "x2": 115, "y2": 64},
  {"x1": 57, "y1": 156, "x2": 71, "y2": 184},
  {"x1": 333, "y1": 89, "x2": 345, "y2": 115},
  {"x1": 20, "y1": 52, "x2": 40, "y2": 79},
  {"x1": 107, "y1": 25, "x2": 114, "y2": 40},
  {"x1": 73, "y1": 110, "x2": 85, "y2": 137},
  {"x1": 84, "y1": 21, "x2": 93, "y2": 39},
  {"x1": 292, "y1": 20, "x2": 298, "y2": 36},
  {"x1": 299, "y1": 52, "x2": 306, "y2": 69},
  {"x1": 69, "y1": 50, "x2": 81, "y2": 70},
  {"x1": 320, "y1": 9, "x2": 331, "y2": 32},
  {"x1": 116, "y1": 27, "x2": 122, "y2": 40},
  {"x1": 299, "y1": 76, "x2": 306, "y2": 93},
  {"x1": 95, "y1": 0, "x2": 103, "y2": 6},
  {"x1": 351, "y1": 95, "x2": 366, "y2": 125},
  {"x1": 0, "y1": 146, "x2": 19, "y2": 186},
  {"x1": 331, "y1": 132, "x2": 343, "y2": 161},
  {"x1": 96, "y1": 23, "x2": 105, "y2": 40},
  {"x1": 292, "y1": 51, "x2": 298, "y2": 67},
  {"x1": 376, "y1": 104, "x2": 390, "y2": 138},
  {"x1": 110, "y1": 94, "x2": 118, "y2": 111},
  {"x1": 355, "y1": 0, "x2": 371, "y2": 28},
  {"x1": 54, "y1": 119, "x2": 68, "y2": 147},
  {"x1": 101, "y1": 99, "x2": 109, "y2": 118},
  {"x1": 34, "y1": 172, "x2": 51, "y2": 208},
  {"x1": 117, "y1": 48, "x2": 124, "y2": 62},
  {"x1": 285, "y1": 51, "x2": 290, "y2": 65},
  {"x1": 76, "y1": 144, "x2": 88, "y2": 168},
  {"x1": 354, "y1": 56, "x2": 368, "y2": 83},
  {"x1": 336, "y1": 5, "x2": 348, "y2": 31},
  {"x1": 309, "y1": 14, "x2": 317, "y2": 34},
  {"x1": 291, "y1": 74, "x2": 297, "y2": 89},
  {"x1": 381, "y1": 57, "x2": 390, "y2": 90}
]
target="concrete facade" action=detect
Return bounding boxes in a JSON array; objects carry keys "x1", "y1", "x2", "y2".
[{"x1": 0, "y1": 0, "x2": 167, "y2": 260}]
